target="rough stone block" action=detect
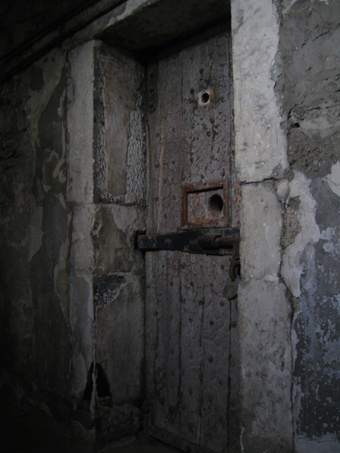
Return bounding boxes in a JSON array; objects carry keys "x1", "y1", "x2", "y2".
[
  {"x1": 93, "y1": 43, "x2": 146, "y2": 205},
  {"x1": 67, "y1": 41, "x2": 95, "y2": 204},
  {"x1": 232, "y1": 0, "x2": 288, "y2": 183},
  {"x1": 238, "y1": 279, "x2": 293, "y2": 452},
  {"x1": 240, "y1": 182, "x2": 282, "y2": 281},
  {"x1": 69, "y1": 270, "x2": 94, "y2": 397},
  {"x1": 96, "y1": 402, "x2": 142, "y2": 445},
  {"x1": 95, "y1": 275, "x2": 144, "y2": 405},
  {"x1": 71, "y1": 205, "x2": 95, "y2": 273},
  {"x1": 93, "y1": 204, "x2": 145, "y2": 275}
]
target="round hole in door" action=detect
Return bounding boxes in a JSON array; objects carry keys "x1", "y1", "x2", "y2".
[
  {"x1": 201, "y1": 91, "x2": 210, "y2": 104},
  {"x1": 208, "y1": 194, "x2": 224, "y2": 212}
]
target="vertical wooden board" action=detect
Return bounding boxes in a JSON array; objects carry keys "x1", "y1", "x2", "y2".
[
  {"x1": 146, "y1": 97, "x2": 161, "y2": 234},
  {"x1": 200, "y1": 255, "x2": 231, "y2": 452},
  {"x1": 155, "y1": 55, "x2": 183, "y2": 234},
  {"x1": 182, "y1": 40, "x2": 216, "y2": 185},
  {"x1": 179, "y1": 253, "x2": 205, "y2": 444},
  {"x1": 145, "y1": 252, "x2": 158, "y2": 412},
  {"x1": 179, "y1": 42, "x2": 202, "y2": 187},
  {"x1": 99, "y1": 49, "x2": 139, "y2": 197},
  {"x1": 228, "y1": 297, "x2": 241, "y2": 452},
  {"x1": 181, "y1": 31, "x2": 232, "y2": 187},
  {"x1": 145, "y1": 251, "x2": 181, "y2": 436},
  {"x1": 205, "y1": 31, "x2": 231, "y2": 184},
  {"x1": 179, "y1": 254, "x2": 231, "y2": 451}
]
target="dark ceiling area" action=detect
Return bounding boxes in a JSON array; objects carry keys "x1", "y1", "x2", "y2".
[
  {"x1": 0, "y1": 0, "x2": 123, "y2": 83},
  {"x1": 0, "y1": 0, "x2": 230, "y2": 83},
  {"x1": 100, "y1": 0, "x2": 231, "y2": 60},
  {"x1": 0, "y1": 0, "x2": 102, "y2": 61}
]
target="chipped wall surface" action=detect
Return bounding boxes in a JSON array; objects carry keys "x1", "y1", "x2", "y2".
[
  {"x1": 0, "y1": 48, "x2": 74, "y2": 401},
  {"x1": 279, "y1": 1, "x2": 340, "y2": 451},
  {"x1": 232, "y1": 0, "x2": 340, "y2": 451},
  {"x1": 67, "y1": 42, "x2": 95, "y2": 205},
  {"x1": 232, "y1": 0, "x2": 293, "y2": 450},
  {"x1": 91, "y1": 43, "x2": 146, "y2": 444},
  {"x1": 93, "y1": 42, "x2": 146, "y2": 205},
  {"x1": 237, "y1": 181, "x2": 293, "y2": 452},
  {"x1": 281, "y1": 0, "x2": 340, "y2": 180},
  {"x1": 0, "y1": 34, "x2": 146, "y2": 445}
]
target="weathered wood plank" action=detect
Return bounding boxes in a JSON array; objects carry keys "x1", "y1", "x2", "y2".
[
  {"x1": 199, "y1": 255, "x2": 230, "y2": 452},
  {"x1": 179, "y1": 253, "x2": 205, "y2": 445},
  {"x1": 156, "y1": 54, "x2": 183, "y2": 234},
  {"x1": 181, "y1": 31, "x2": 232, "y2": 188},
  {"x1": 145, "y1": 251, "x2": 181, "y2": 436},
  {"x1": 145, "y1": 28, "x2": 237, "y2": 453}
]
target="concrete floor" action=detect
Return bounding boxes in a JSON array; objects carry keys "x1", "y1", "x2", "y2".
[{"x1": 0, "y1": 390, "x2": 181, "y2": 453}]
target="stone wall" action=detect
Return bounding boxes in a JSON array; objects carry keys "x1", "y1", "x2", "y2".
[
  {"x1": 0, "y1": 38, "x2": 146, "y2": 445},
  {"x1": 232, "y1": 1, "x2": 292, "y2": 450},
  {"x1": 0, "y1": 47, "x2": 72, "y2": 402},
  {"x1": 232, "y1": 0, "x2": 340, "y2": 451},
  {"x1": 280, "y1": 1, "x2": 340, "y2": 451},
  {"x1": 92, "y1": 42, "x2": 146, "y2": 444}
]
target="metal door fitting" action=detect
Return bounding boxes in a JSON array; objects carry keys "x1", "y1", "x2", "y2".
[{"x1": 136, "y1": 228, "x2": 239, "y2": 256}]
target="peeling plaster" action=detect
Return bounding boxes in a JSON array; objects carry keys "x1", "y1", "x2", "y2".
[
  {"x1": 325, "y1": 161, "x2": 340, "y2": 198},
  {"x1": 67, "y1": 41, "x2": 94, "y2": 205},
  {"x1": 281, "y1": 172, "x2": 320, "y2": 297},
  {"x1": 26, "y1": 49, "x2": 66, "y2": 150}
]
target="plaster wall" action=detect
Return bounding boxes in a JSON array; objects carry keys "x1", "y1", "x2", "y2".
[
  {"x1": 232, "y1": 0, "x2": 340, "y2": 451},
  {"x1": 0, "y1": 47, "x2": 73, "y2": 403},
  {"x1": 0, "y1": 37, "x2": 146, "y2": 445},
  {"x1": 232, "y1": 1, "x2": 293, "y2": 450},
  {"x1": 279, "y1": 2, "x2": 340, "y2": 451}
]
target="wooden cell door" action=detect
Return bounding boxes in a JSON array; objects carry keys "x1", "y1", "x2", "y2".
[{"x1": 143, "y1": 29, "x2": 240, "y2": 453}]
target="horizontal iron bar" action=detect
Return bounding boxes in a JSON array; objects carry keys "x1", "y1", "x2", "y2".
[{"x1": 136, "y1": 228, "x2": 240, "y2": 255}]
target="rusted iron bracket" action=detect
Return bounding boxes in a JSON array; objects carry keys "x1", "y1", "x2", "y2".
[{"x1": 136, "y1": 228, "x2": 240, "y2": 256}]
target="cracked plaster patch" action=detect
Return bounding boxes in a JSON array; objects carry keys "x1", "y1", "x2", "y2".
[
  {"x1": 281, "y1": 172, "x2": 320, "y2": 297},
  {"x1": 325, "y1": 161, "x2": 340, "y2": 198},
  {"x1": 26, "y1": 48, "x2": 66, "y2": 149},
  {"x1": 320, "y1": 227, "x2": 339, "y2": 256},
  {"x1": 291, "y1": 107, "x2": 340, "y2": 141}
]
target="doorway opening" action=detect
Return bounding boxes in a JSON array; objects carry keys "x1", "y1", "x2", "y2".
[{"x1": 98, "y1": 2, "x2": 240, "y2": 451}]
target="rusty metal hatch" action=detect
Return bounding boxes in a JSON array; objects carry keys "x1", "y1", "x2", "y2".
[{"x1": 139, "y1": 27, "x2": 240, "y2": 453}]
